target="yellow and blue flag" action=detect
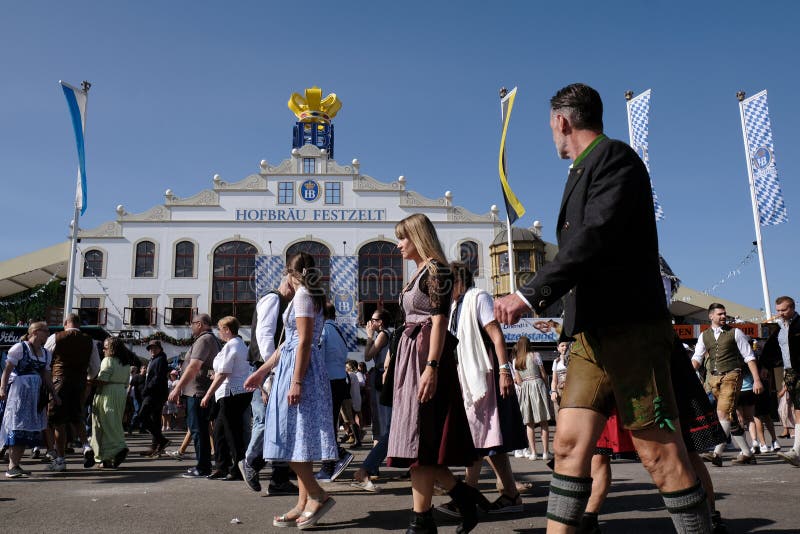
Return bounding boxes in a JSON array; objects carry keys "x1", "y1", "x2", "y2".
[{"x1": 499, "y1": 87, "x2": 525, "y2": 224}]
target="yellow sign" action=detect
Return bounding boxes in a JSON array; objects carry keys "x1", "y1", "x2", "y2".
[{"x1": 288, "y1": 86, "x2": 342, "y2": 124}]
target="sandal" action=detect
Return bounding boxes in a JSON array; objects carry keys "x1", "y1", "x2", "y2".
[
  {"x1": 349, "y1": 479, "x2": 380, "y2": 492},
  {"x1": 515, "y1": 480, "x2": 534, "y2": 493},
  {"x1": 488, "y1": 492, "x2": 524, "y2": 514},
  {"x1": 296, "y1": 494, "x2": 336, "y2": 530},
  {"x1": 273, "y1": 507, "x2": 304, "y2": 528}
]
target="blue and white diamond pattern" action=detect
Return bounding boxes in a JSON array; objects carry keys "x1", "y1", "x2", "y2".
[
  {"x1": 331, "y1": 256, "x2": 359, "y2": 350},
  {"x1": 336, "y1": 320, "x2": 358, "y2": 352},
  {"x1": 627, "y1": 90, "x2": 665, "y2": 221},
  {"x1": 742, "y1": 90, "x2": 789, "y2": 226},
  {"x1": 254, "y1": 255, "x2": 285, "y2": 299}
]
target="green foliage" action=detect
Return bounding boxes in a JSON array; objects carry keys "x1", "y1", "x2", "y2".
[{"x1": 0, "y1": 280, "x2": 65, "y2": 325}]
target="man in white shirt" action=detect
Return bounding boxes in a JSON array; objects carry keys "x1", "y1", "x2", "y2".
[
  {"x1": 692, "y1": 303, "x2": 763, "y2": 466},
  {"x1": 762, "y1": 296, "x2": 800, "y2": 466}
]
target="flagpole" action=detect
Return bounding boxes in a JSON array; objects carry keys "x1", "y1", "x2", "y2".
[
  {"x1": 737, "y1": 90, "x2": 771, "y2": 318},
  {"x1": 64, "y1": 203, "x2": 81, "y2": 315},
  {"x1": 506, "y1": 215, "x2": 516, "y2": 293},
  {"x1": 62, "y1": 80, "x2": 91, "y2": 317},
  {"x1": 624, "y1": 90, "x2": 635, "y2": 147}
]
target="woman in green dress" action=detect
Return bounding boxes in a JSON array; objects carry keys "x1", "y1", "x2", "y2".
[{"x1": 91, "y1": 337, "x2": 135, "y2": 468}]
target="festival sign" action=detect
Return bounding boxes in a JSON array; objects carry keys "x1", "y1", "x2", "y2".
[{"x1": 501, "y1": 318, "x2": 563, "y2": 344}]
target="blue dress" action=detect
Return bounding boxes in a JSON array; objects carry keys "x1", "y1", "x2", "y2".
[
  {"x1": 0, "y1": 342, "x2": 50, "y2": 447},
  {"x1": 262, "y1": 287, "x2": 338, "y2": 462}
]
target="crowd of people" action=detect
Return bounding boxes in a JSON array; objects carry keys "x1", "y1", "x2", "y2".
[{"x1": 2, "y1": 83, "x2": 800, "y2": 534}]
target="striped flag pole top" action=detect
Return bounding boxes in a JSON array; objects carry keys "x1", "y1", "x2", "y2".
[
  {"x1": 737, "y1": 89, "x2": 786, "y2": 318},
  {"x1": 60, "y1": 80, "x2": 89, "y2": 215},
  {"x1": 625, "y1": 89, "x2": 664, "y2": 221}
]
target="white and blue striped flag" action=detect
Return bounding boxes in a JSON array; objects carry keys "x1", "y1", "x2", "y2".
[
  {"x1": 626, "y1": 89, "x2": 664, "y2": 221},
  {"x1": 741, "y1": 90, "x2": 788, "y2": 226},
  {"x1": 60, "y1": 81, "x2": 89, "y2": 215}
]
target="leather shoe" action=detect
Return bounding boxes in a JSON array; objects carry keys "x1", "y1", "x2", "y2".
[{"x1": 206, "y1": 470, "x2": 228, "y2": 480}]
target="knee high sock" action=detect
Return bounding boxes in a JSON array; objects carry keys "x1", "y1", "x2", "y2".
[
  {"x1": 714, "y1": 420, "x2": 731, "y2": 455},
  {"x1": 546, "y1": 472, "x2": 593, "y2": 527},
  {"x1": 730, "y1": 432, "x2": 750, "y2": 455},
  {"x1": 794, "y1": 424, "x2": 800, "y2": 454},
  {"x1": 661, "y1": 480, "x2": 712, "y2": 534}
]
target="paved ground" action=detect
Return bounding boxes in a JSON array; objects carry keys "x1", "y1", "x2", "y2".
[{"x1": 1, "y1": 430, "x2": 799, "y2": 533}]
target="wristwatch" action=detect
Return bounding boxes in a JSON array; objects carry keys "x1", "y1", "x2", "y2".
[
  {"x1": 499, "y1": 362, "x2": 512, "y2": 371},
  {"x1": 426, "y1": 360, "x2": 439, "y2": 369}
]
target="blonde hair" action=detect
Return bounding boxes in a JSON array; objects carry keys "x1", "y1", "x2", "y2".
[
  {"x1": 27, "y1": 321, "x2": 48, "y2": 339},
  {"x1": 395, "y1": 214, "x2": 447, "y2": 272},
  {"x1": 218, "y1": 316, "x2": 240, "y2": 335},
  {"x1": 513, "y1": 336, "x2": 531, "y2": 371}
]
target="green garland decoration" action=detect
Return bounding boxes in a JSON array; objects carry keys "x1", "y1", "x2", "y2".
[{"x1": 132, "y1": 331, "x2": 196, "y2": 347}]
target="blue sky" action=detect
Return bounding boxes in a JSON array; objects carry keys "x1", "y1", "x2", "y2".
[{"x1": 1, "y1": 1, "x2": 798, "y2": 314}]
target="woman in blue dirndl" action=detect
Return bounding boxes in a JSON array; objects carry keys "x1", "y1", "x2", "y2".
[
  {"x1": 0, "y1": 322, "x2": 60, "y2": 478},
  {"x1": 244, "y1": 252, "x2": 337, "y2": 530}
]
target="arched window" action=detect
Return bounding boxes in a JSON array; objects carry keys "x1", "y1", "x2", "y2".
[
  {"x1": 358, "y1": 241, "x2": 403, "y2": 326},
  {"x1": 134, "y1": 241, "x2": 156, "y2": 277},
  {"x1": 211, "y1": 240, "x2": 257, "y2": 323},
  {"x1": 83, "y1": 249, "x2": 104, "y2": 278},
  {"x1": 459, "y1": 240, "x2": 480, "y2": 277},
  {"x1": 174, "y1": 240, "x2": 195, "y2": 278},
  {"x1": 286, "y1": 241, "x2": 331, "y2": 296}
]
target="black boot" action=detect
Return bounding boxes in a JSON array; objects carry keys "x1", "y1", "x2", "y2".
[
  {"x1": 577, "y1": 512, "x2": 601, "y2": 534},
  {"x1": 711, "y1": 511, "x2": 728, "y2": 534},
  {"x1": 407, "y1": 508, "x2": 437, "y2": 534},
  {"x1": 448, "y1": 481, "x2": 489, "y2": 534}
]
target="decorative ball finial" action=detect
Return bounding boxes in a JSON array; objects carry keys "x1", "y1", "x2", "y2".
[
  {"x1": 352, "y1": 158, "x2": 359, "y2": 167},
  {"x1": 116, "y1": 204, "x2": 125, "y2": 216},
  {"x1": 213, "y1": 174, "x2": 222, "y2": 186},
  {"x1": 260, "y1": 160, "x2": 268, "y2": 171},
  {"x1": 291, "y1": 148, "x2": 300, "y2": 156},
  {"x1": 165, "y1": 189, "x2": 173, "y2": 198}
]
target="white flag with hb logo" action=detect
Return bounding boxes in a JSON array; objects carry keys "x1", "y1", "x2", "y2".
[{"x1": 741, "y1": 90, "x2": 788, "y2": 226}]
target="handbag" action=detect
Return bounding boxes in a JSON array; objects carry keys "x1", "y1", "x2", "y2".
[
  {"x1": 37, "y1": 382, "x2": 49, "y2": 412},
  {"x1": 376, "y1": 350, "x2": 396, "y2": 406}
]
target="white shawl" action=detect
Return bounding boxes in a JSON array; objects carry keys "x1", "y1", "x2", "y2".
[{"x1": 451, "y1": 287, "x2": 494, "y2": 406}]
